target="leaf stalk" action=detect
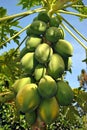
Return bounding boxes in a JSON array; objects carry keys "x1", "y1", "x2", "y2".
[{"x1": 61, "y1": 23, "x2": 87, "y2": 50}]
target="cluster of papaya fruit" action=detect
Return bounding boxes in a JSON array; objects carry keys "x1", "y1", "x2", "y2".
[{"x1": 13, "y1": 11, "x2": 74, "y2": 125}]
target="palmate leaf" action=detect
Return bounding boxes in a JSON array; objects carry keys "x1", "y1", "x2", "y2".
[
  {"x1": 0, "y1": 7, "x2": 22, "y2": 48},
  {"x1": 73, "y1": 89, "x2": 87, "y2": 113},
  {"x1": 0, "y1": 49, "x2": 23, "y2": 83},
  {"x1": 0, "y1": 7, "x2": 7, "y2": 18},
  {"x1": 17, "y1": 0, "x2": 42, "y2": 9},
  {"x1": 72, "y1": 0, "x2": 87, "y2": 19},
  {"x1": 62, "y1": 105, "x2": 80, "y2": 122}
]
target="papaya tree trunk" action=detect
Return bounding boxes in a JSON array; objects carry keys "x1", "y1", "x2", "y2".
[{"x1": 31, "y1": 117, "x2": 47, "y2": 130}]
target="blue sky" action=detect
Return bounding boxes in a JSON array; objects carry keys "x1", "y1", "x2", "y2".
[{"x1": 0, "y1": 0, "x2": 87, "y2": 88}]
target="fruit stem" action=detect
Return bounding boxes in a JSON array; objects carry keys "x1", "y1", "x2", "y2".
[
  {"x1": 61, "y1": 16, "x2": 87, "y2": 42},
  {"x1": 31, "y1": 117, "x2": 47, "y2": 130},
  {"x1": 58, "y1": 10, "x2": 87, "y2": 18},
  {"x1": 61, "y1": 23, "x2": 87, "y2": 50},
  {"x1": 0, "y1": 24, "x2": 30, "y2": 48}
]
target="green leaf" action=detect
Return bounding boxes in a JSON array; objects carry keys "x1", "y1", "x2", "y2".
[
  {"x1": 0, "y1": 7, "x2": 7, "y2": 18},
  {"x1": 17, "y1": 0, "x2": 42, "y2": 9},
  {"x1": 0, "y1": 49, "x2": 23, "y2": 83},
  {"x1": 63, "y1": 106, "x2": 80, "y2": 123},
  {"x1": 72, "y1": 0, "x2": 87, "y2": 19}
]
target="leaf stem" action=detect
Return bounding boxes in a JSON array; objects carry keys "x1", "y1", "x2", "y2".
[
  {"x1": 49, "y1": 0, "x2": 70, "y2": 15},
  {"x1": 11, "y1": 36, "x2": 27, "y2": 57},
  {"x1": 63, "y1": 1, "x2": 78, "y2": 9},
  {"x1": 61, "y1": 23, "x2": 87, "y2": 50},
  {"x1": 61, "y1": 16, "x2": 87, "y2": 42},
  {"x1": 71, "y1": 5, "x2": 87, "y2": 8},
  {"x1": 59, "y1": 10, "x2": 87, "y2": 18},
  {"x1": 0, "y1": 7, "x2": 44, "y2": 22},
  {"x1": 0, "y1": 24, "x2": 30, "y2": 48}
]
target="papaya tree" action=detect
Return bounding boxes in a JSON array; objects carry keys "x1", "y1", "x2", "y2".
[{"x1": 0, "y1": 0, "x2": 87, "y2": 130}]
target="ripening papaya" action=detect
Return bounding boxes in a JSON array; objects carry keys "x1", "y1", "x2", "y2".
[
  {"x1": 45, "y1": 27, "x2": 64, "y2": 43},
  {"x1": 25, "y1": 111, "x2": 37, "y2": 125},
  {"x1": 38, "y1": 75, "x2": 57, "y2": 98},
  {"x1": 55, "y1": 80, "x2": 74, "y2": 106},
  {"x1": 54, "y1": 39, "x2": 73, "y2": 57},
  {"x1": 48, "y1": 54, "x2": 65, "y2": 79},
  {"x1": 49, "y1": 15, "x2": 62, "y2": 27},
  {"x1": 38, "y1": 11, "x2": 50, "y2": 23},
  {"x1": 25, "y1": 36, "x2": 42, "y2": 51},
  {"x1": 34, "y1": 64, "x2": 46, "y2": 81},
  {"x1": 21, "y1": 52, "x2": 37, "y2": 74},
  {"x1": 16, "y1": 83, "x2": 41, "y2": 113},
  {"x1": 38, "y1": 97, "x2": 59, "y2": 124},
  {"x1": 30, "y1": 20, "x2": 47, "y2": 35},
  {"x1": 12, "y1": 77, "x2": 31, "y2": 94},
  {"x1": 35, "y1": 43, "x2": 53, "y2": 64}
]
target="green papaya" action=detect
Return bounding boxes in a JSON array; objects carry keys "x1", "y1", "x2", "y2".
[
  {"x1": 45, "y1": 27, "x2": 64, "y2": 43},
  {"x1": 20, "y1": 47, "x2": 32, "y2": 59},
  {"x1": 48, "y1": 54, "x2": 65, "y2": 79},
  {"x1": 34, "y1": 64, "x2": 46, "y2": 81},
  {"x1": 54, "y1": 39, "x2": 73, "y2": 57},
  {"x1": 25, "y1": 111, "x2": 37, "y2": 125},
  {"x1": 16, "y1": 83, "x2": 41, "y2": 113},
  {"x1": 12, "y1": 77, "x2": 31, "y2": 93},
  {"x1": 33, "y1": 16, "x2": 38, "y2": 21},
  {"x1": 56, "y1": 80, "x2": 74, "y2": 106},
  {"x1": 35, "y1": 43, "x2": 53, "y2": 64},
  {"x1": 25, "y1": 36, "x2": 42, "y2": 51},
  {"x1": 26, "y1": 26, "x2": 34, "y2": 36},
  {"x1": 63, "y1": 57, "x2": 72, "y2": 71},
  {"x1": 21, "y1": 52, "x2": 37, "y2": 74},
  {"x1": 49, "y1": 15, "x2": 61, "y2": 27},
  {"x1": 38, "y1": 75, "x2": 57, "y2": 98},
  {"x1": 30, "y1": 20, "x2": 47, "y2": 35},
  {"x1": 38, "y1": 11, "x2": 50, "y2": 23},
  {"x1": 38, "y1": 97, "x2": 59, "y2": 124}
]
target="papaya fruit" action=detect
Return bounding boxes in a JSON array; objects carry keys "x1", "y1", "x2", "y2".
[
  {"x1": 54, "y1": 39, "x2": 73, "y2": 57},
  {"x1": 30, "y1": 20, "x2": 47, "y2": 35},
  {"x1": 34, "y1": 64, "x2": 46, "y2": 81},
  {"x1": 45, "y1": 27, "x2": 64, "y2": 43},
  {"x1": 35, "y1": 43, "x2": 53, "y2": 64},
  {"x1": 25, "y1": 36, "x2": 42, "y2": 51},
  {"x1": 12, "y1": 77, "x2": 31, "y2": 94},
  {"x1": 33, "y1": 16, "x2": 38, "y2": 21},
  {"x1": 55, "y1": 80, "x2": 74, "y2": 106},
  {"x1": 26, "y1": 26, "x2": 35, "y2": 36},
  {"x1": 49, "y1": 15, "x2": 61, "y2": 27},
  {"x1": 20, "y1": 47, "x2": 30, "y2": 59},
  {"x1": 48, "y1": 54, "x2": 65, "y2": 79},
  {"x1": 25, "y1": 111, "x2": 37, "y2": 125},
  {"x1": 21, "y1": 52, "x2": 37, "y2": 74},
  {"x1": 58, "y1": 27, "x2": 64, "y2": 39},
  {"x1": 38, "y1": 11, "x2": 50, "y2": 23},
  {"x1": 16, "y1": 83, "x2": 41, "y2": 113},
  {"x1": 38, "y1": 97, "x2": 59, "y2": 124},
  {"x1": 63, "y1": 57, "x2": 72, "y2": 71},
  {"x1": 38, "y1": 75, "x2": 57, "y2": 98}
]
